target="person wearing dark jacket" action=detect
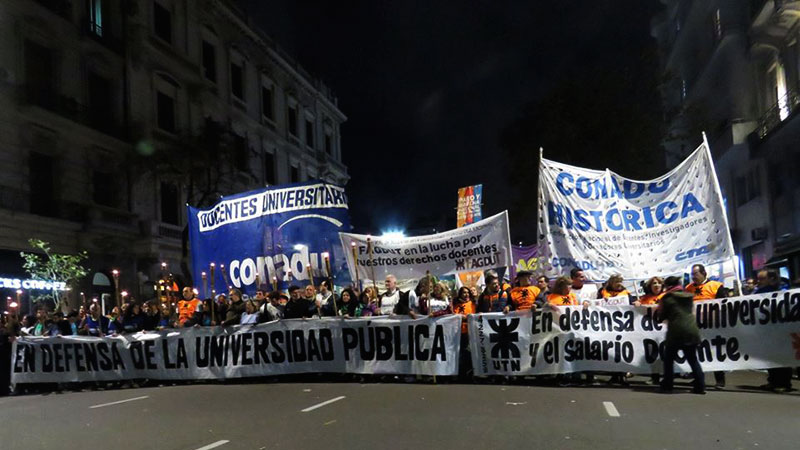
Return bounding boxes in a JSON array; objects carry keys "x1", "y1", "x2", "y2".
[
  {"x1": 121, "y1": 302, "x2": 146, "y2": 333},
  {"x1": 284, "y1": 285, "x2": 316, "y2": 319},
  {"x1": 477, "y1": 271, "x2": 509, "y2": 313},
  {"x1": 222, "y1": 289, "x2": 247, "y2": 326},
  {"x1": 754, "y1": 269, "x2": 794, "y2": 393},
  {"x1": 142, "y1": 301, "x2": 162, "y2": 331},
  {"x1": 657, "y1": 276, "x2": 705, "y2": 394}
]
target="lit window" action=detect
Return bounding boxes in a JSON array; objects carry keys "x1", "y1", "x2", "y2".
[{"x1": 88, "y1": 0, "x2": 103, "y2": 37}]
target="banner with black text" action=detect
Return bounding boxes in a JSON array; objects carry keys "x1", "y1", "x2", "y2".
[
  {"x1": 470, "y1": 290, "x2": 800, "y2": 376},
  {"x1": 11, "y1": 316, "x2": 461, "y2": 384}
]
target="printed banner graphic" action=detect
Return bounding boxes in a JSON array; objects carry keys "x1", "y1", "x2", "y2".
[
  {"x1": 187, "y1": 181, "x2": 351, "y2": 296},
  {"x1": 508, "y1": 245, "x2": 540, "y2": 281},
  {"x1": 11, "y1": 316, "x2": 461, "y2": 384},
  {"x1": 456, "y1": 184, "x2": 483, "y2": 228},
  {"x1": 538, "y1": 142, "x2": 734, "y2": 281},
  {"x1": 339, "y1": 211, "x2": 512, "y2": 282},
  {"x1": 470, "y1": 290, "x2": 800, "y2": 376}
]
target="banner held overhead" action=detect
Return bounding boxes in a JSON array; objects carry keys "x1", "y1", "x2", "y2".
[
  {"x1": 340, "y1": 211, "x2": 513, "y2": 282},
  {"x1": 537, "y1": 141, "x2": 735, "y2": 282}
]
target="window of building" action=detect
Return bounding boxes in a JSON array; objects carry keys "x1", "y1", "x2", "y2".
[
  {"x1": 153, "y1": 1, "x2": 172, "y2": 44},
  {"x1": 290, "y1": 164, "x2": 299, "y2": 183},
  {"x1": 29, "y1": 153, "x2": 55, "y2": 217},
  {"x1": 88, "y1": 71, "x2": 114, "y2": 131},
  {"x1": 230, "y1": 61, "x2": 244, "y2": 100},
  {"x1": 233, "y1": 134, "x2": 248, "y2": 172},
  {"x1": 156, "y1": 90, "x2": 175, "y2": 132},
  {"x1": 88, "y1": 0, "x2": 104, "y2": 37},
  {"x1": 160, "y1": 182, "x2": 179, "y2": 225},
  {"x1": 92, "y1": 170, "x2": 117, "y2": 207},
  {"x1": 324, "y1": 133, "x2": 332, "y2": 155},
  {"x1": 288, "y1": 105, "x2": 298, "y2": 137},
  {"x1": 264, "y1": 151, "x2": 276, "y2": 185},
  {"x1": 305, "y1": 118, "x2": 314, "y2": 149},
  {"x1": 735, "y1": 169, "x2": 761, "y2": 206},
  {"x1": 261, "y1": 85, "x2": 274, "y2": 121},
  {"x1": 24, "y1": 40, "x2": 55, "y2": 107},
  {"x1": 773, "y1": 61, "x2": 789, "y2": 120},
  {"x1": 202, "y1": 40, "x2": 216, "y2": 82}
]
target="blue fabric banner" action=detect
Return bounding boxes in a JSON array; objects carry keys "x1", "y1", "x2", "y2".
[{"x1": 187, "y1": 181, "x2": 351, "y2": 296}]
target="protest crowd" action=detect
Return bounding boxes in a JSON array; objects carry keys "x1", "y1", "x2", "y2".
[{"x1": 2, "y1": 262, "x2": 797, "y2": 396}]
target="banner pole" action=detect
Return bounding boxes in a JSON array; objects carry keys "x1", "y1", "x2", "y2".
[
  {"x1": 367, "y1": 237, "x2": 379, "y2": 311},
  {"x1": 703, "y1": 131, "x2": 742, "y2": 295},
  {"x1": 210, "y1": 263, "x2": 216, "y2": 325},
  {"x1": 350, "y1": 242, "x2": 360, "y2": 291}
]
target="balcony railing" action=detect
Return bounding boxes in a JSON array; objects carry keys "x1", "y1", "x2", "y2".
[
  {"x1": 755, "y1": 88, "x2": 800, "y2": 139},
  {"x1": 21, "y1": 85, "x2": 128, "y2": 141}
]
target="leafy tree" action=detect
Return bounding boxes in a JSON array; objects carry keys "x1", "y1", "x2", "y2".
[{"x1": 20, "y1": 239, "x2": 89, "y2": 311}]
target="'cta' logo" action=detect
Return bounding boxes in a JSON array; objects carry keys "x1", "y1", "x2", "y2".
[
  {"x1": 675, "y1": 245, "x2": 710, "y2": 261},
  {"x1": 488, "y1": 318, "x2": 521, "y2": 372}
]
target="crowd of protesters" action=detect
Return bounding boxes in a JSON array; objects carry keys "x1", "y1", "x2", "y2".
[{"x1": 2, "y1": 263, "x2": 798, "y2": 395}]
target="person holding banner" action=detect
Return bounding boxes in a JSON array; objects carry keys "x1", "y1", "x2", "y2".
[
  {"x1": 686, "y1": 264, "x2": 728, "y2": 388},
  {"x1": 546, "y1": 277, "x2": 579, "y2": 306},
  {"x1": 284, "y1": 286, "x2": 316, "y2": 319},
  {"x1": 569, "y1": 268, "x2": 598, "y2": 303},
  {"x1": 658, "y1": 276, "x2": 706, "y2": 395},
  {"x1": 337, "y1": 288, "x2": 361, "y2": 317},
  {"x1": 536, "y1": 275, "x2": 550, "y2": 297},
  {"x1": 177, "y1": 287, "x2": 201, "y2": 327},
  {"x1": 477, "y1": 271, "x2": 510, "y2": 313},
  {"x1": 506, "y1": 270, "x2": 542, "y2": 312},
  {"x1": 79, "y1": 304, "x2": 110, "y2": 336},
  {"x1": 754, "y1": 269, "x2": 794, "y2": 393},
  {"x1": 598, "y1": 274, "x2": 633, "y2": 304},
  {"x1": 453, "y1": 286, "x2": 476, "y2": 380},
  {"x1": 358, "y1": 287, "x2": 379, "y2": 317},
  {"x1": 222, "y1": 289, "x2": 247, "y2": 325},
  {"x1": 378, "y1": 275, "x2": 414, "y2": 317},
  {"x1": 635, "y1": 277, "x2": 665, "y2": 306}
]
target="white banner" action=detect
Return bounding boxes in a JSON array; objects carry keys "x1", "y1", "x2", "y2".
[
  {"x1": 339, "y1": 211, "x2": 512, "y2": 281},
  {"x1": 470, "y1": 290, "x2": 800, "y2": 376},
  {"x1": 11, "y1": 316, "x2": 461, "y2": 384},
  {"x1": 538, "y1": 141, "x2": 735, "y2": 281}
]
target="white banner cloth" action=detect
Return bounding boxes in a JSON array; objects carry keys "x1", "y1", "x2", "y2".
[
  {"x1": 339, "y1": 211, "x2": 512, "y2": 281},
  {"x1": 537, "y1": 142, "x2": 734, "y2": 281},
  {"x1": 470, "y1": 290, "x2": 800, "y2": 376},
  {"x1": 11, "y1": 316, "x2": 461, "y2": 384}
]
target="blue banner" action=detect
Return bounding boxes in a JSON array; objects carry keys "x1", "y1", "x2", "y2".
[{"x1": 187, "y1": 181, "x2": 351, "y2": 296}]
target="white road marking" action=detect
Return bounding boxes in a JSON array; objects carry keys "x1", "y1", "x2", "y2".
[
  {"x1": 193, "y1": 440, "x2": 229, "y2": 450},
  {"x1": 301, "y1": 395, "x2": 346, "y2": 412},
  {"x1": 88, "y1": 395, "x2": 149, "y2": 409},
  {"x1": 603, "y1": 401, "x2": 620, "y2": 417}
]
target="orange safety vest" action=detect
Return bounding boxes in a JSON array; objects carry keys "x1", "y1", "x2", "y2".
[
  {"x1": 638, "y1": 292, "x2": 664, "y2": 305},
  {"x1": 178, "y1": 298, "x2": 200, "y2": 324},
  {"x1": 546, "y1": 292, "x2": 578, "y2": 306},
  {"x1": 452, "y1": 300, "x2": 476, "y2": 334},
  {"x1": 686, "y1": 280, "x2": 722, "y2": 301},
  {"x1": 509, "y1": 286, "x2": 541, "y2": 311},
  {"x1": 600, "y1": 288, "x2": 630, "y2": 299}
]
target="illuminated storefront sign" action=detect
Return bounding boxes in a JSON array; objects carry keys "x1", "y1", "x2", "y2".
[{"x1": 0, "y1": 277, "x2": 67, "y2": 291}]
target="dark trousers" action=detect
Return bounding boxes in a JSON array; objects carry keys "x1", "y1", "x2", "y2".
[
  {"x1": 767, "y1": 368, "x2": 793, "y2": 389},
  {"x1": 662, "y1": 342, "x2": 705, "y2": 392}
]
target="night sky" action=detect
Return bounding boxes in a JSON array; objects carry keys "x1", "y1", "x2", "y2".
[{"x1": 242, "y1": 0, "x2": 663, "y2": 239}]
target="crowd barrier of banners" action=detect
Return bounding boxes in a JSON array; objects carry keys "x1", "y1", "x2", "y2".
[
  {"x1": 11, "y1": 292, "x2": 800, "y2": 384},
  {"x1": 537, "y1": 141, "x2": 736, "y2": 282},
  {"x1": 10, "y1": 316, "x2": 461, "y2": 385},
  {"x1": 470, "y1": 290, "x2": 800, "y2": 376},
  {"x1": 339, "y1": 211, "x2": 512, "y2": 282}
]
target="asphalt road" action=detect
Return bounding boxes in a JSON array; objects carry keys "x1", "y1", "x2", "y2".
[{"x1": 0, "y1": 371, "x2": 797, "y2": 450}]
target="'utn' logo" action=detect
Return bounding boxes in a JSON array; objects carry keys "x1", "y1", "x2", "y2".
[{"x1": 488, "y1": 318, "x2": 522, "y2": 372}]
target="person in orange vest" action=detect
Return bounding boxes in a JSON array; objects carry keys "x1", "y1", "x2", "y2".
[
  {"x1": 685, "y1": 264, "x2": 729, "y2": 300},
  {"x1": 635, "y1": 276, "x2": 665, "y2": 306},
  {"x1": 506, "y1": 270, "x2": 541, "y2": 312},
  {"x1": 177, "y1": 287, "x2": 201, "y2": 327},
  {"x1": 598, "y1": 274, "x2": 633, "y2": 304},
  {"x1": 685, "y1": 263, "x2": 728, "y2": 389},
  {"x1": 477, "y1": 271, "x2": 510, "y2": 312},
  {"x1": 452, "y1": 286, "x2": 476, "y2": 380},
  {"x1": 546, "y1": 276, "x2": 579, "y2": 306}
]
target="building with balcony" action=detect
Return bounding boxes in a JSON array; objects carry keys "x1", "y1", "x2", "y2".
[
  {"x1": 652, "y1": 0, "x2": 800, "y2": 281},
  {"x1": 0, "y1": 0, "x2": 348, "y2": 313}
]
